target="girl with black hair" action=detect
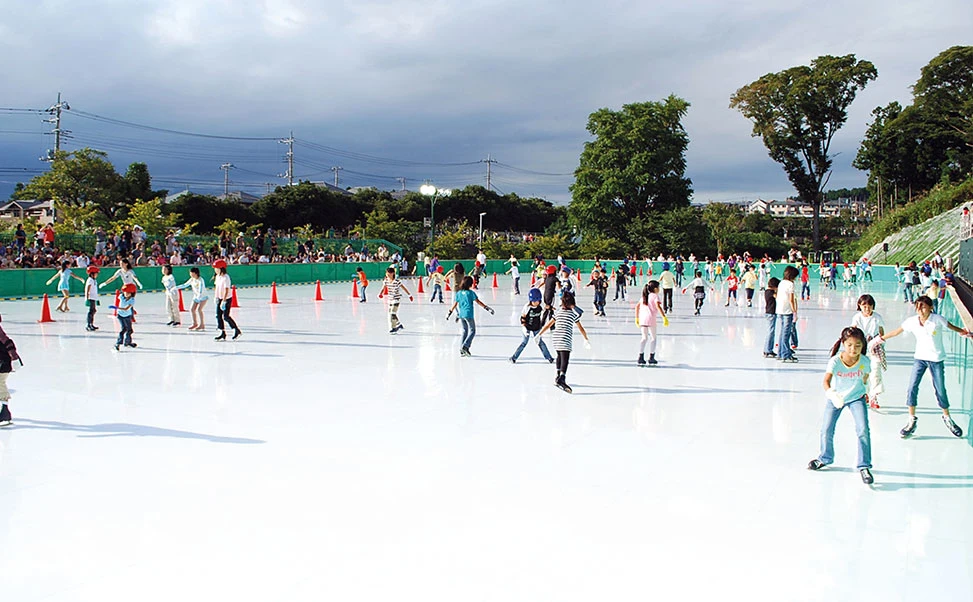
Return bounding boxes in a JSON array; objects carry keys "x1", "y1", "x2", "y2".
[
  {"x1": 537, "y1": 291, "x2": 590, "y2": 393},
  {"x1": 808, "y1": 327, "x2": 874, "y2": 485}
]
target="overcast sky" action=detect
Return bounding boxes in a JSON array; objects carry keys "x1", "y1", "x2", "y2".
[{"x1": 1, "y1": 0, "x2": 971, "y2": 204}]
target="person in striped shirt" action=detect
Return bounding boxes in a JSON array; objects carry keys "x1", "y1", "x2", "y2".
[
  {"x1": 537, "y1": 291, "x2": 590, "y2": 393},
  {"x1": 384, "y1": 266, "x2": 413, "y2": 334}
]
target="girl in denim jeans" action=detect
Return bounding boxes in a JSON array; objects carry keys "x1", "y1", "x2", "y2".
[
  {"x1": 808, "y1": 326, "x2": 874, "y2": 484},
  {"x1": 877, "y1": 296, "x2": 971, "y2": 438}
]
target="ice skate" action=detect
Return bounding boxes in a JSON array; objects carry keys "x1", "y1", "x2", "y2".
[
  {"x1": 215, "y1": 331, "x2": 227, "y2": 341},
  {"x1": 943, "y1": 415, "x2": 963, "y2": 437},
  {"x1": 900, "y1": 416, "x2": 918, "y2": 438},
  {"x1": 637, "y1": 353, "x2": 646, "y2": 366},
  {"x1": 647, "y1": 354, "x2": 658, "y2": 365},
  {"x1": 0, "y1": 403, "x2": 11, "y2": 427}
]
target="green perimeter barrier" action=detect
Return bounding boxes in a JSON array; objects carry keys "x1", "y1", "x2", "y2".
[{"x1": 0, "y1": 260, "x2": 913, "y2": 300}]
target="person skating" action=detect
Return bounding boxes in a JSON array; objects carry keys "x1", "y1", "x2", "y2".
[
  {"x1": 46, "y1": 261, "x2": 85, "y2": 312},
  {"x1": 808, "y1": 326, "x2": 874, "y2": 485},
  {"x1": 763, "y1": 277, "x2": 780, "y2": 358},
  {"x1": 659, "y1": 263, "x2": 676, "y2": 313},
  {"x1": 851, "y1": 294, "x2": 885, "y2": 409},
  {"x1": 446, "y1": 275, "x2": 494, "y2": 356},
  {"x1": 636, "y1": 281, "x2": 668, "y2": 366},
  {"x1": 776, "y1": 266, "x2": 799, "y2": 362},
  {"x1": 161, "y1": 265, "x2": 181, "y2": 326},
  {"x1": 875, "y1": 296, "x2": 971, "y2": 438},
  {"x1": 427, "y1": 265, "x2": 445, "y2": 303},
  {"x1": 113, "y1": 283, "x2": 138, "y2": 351},
  {"x1": 382, "y1": 266, "x2": 414, "y2": 334},
  {"x1": 585, "y1": 269, "x2": 608, "y2": 316},
  {"x1": 683, "y1": 270, "x2": 708, "y2": 316},
  {"x1": 212, "y1": 259, "x2": 241, "y2": 341},
  {"x1": 537, "y1": 291, "x2": 590, "y2": 393},
  {"x1": 84, "y1": 266, "x2": 101, "y2": 331},
  {"x1": 539, "y1": 264, "x2": 561, "y2": 323},
  {"x1": 613, "y1": 264, "x2": 627, "y2": 301},
  {"x1": 177, "y1": 267, "x2": 209, "y2": 331},
  {"x1": 355, "y1": 267, "x2": 369, "y2": 303},
  {"x1": 510, "y1": 288, "x2": 555, "y2": 364},
  {"x1": 0, "y1": 314, "x2": 23, "y2": 427}
]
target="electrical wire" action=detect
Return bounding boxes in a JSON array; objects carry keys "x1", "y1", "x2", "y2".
[{"x1": 69, "y1": 109, "x2": 280, "y2": 141}]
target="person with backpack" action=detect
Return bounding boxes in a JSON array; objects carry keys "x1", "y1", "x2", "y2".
[{"x1": 0, "y1": 314, "x2": 23, "y2": 426}]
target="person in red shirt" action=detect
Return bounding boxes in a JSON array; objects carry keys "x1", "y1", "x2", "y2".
[
  {"x1": 800, "y1": 263, "x2": 811, "y2": 300},
  {"x1": 42, "y1": 224, "x2": 55, "y2": 246}
]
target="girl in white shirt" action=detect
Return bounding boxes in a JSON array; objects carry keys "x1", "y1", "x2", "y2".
[
  {"x1": 161, "y1": 265, "x2": 180, "y2": 327},
  {"x1": 850, "y1": 294, "x2": 884, "y2": 409},
  {"x1": 176, "y1": 267, "x2": 208, "y2": 331},
  {"x1": 100, "y1": 258, "x2": 143, "y2": 291},
  {"x1": 212, "y1": 260, "x2": 241, "y2": 341}
]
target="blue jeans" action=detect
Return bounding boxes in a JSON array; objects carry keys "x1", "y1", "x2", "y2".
[
  {"x1": 116, "y1": 315, "x2": 133, "y2": 346},
  {"x1": 430, "y1": 284, "x2": 442, "y2": 303},
  {"x1": 818, "y1": 396, "x2": 871, "y2": 469},
  {"x1": 460, "y1": 317, "x2": 476, "y2": 350},
  {"x1": 902, "y1": 283, "x2": 914, "y2": 303},
  {"x1": 764, "y1": 313, "x2": 777, "y2": 354},
  {"x1": 777, "y1": 314, "x2": 794, "y2": 359},
  {"x1": 512, "y1": 330, "x2": 553, "y2": 361},
  {"x1": 906, "y1": 359, "x2": 949, "y2": 408}
]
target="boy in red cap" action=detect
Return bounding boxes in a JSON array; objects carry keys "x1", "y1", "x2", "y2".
[
  {"x1": 84, "y1": 265, "x2": 101, "y2": 331},
  {"x1": 114, "y1": 283, "x2": 138, "y2": 351}
]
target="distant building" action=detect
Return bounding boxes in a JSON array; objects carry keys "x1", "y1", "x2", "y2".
[
  {"x1": 311, "y1": 182, "x2": 354, "y2": 197},
  {"x1": 216, "y1": 191, "x2": 261, "y2": 205},
  {"x1": 0, "y1": 199, "x2": 55, "y2": 224}
]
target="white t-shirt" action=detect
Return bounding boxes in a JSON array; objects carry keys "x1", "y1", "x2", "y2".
[
  {"x1": 476, "y1": 253, "x2": 487, "y2": 265},
  {"x1": 776, "y1": 280, "x2": 795, "y2": 315},
  {"x1": 901, "y1": 313, "x2": 949, "y2": 362},
  {"x1": 851, "y1": 312, "x2": 884, "y2": 340},
  {"x1": 510, "y1": 265, "x2": 520, "y2": 278}
]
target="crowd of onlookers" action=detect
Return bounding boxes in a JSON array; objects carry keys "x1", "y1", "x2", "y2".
[{"x1": 0, "y1": 223, "x2": 407, "y2": 270}]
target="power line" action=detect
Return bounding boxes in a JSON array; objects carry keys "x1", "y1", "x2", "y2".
[{"x1": 69, "y1": 109, "x2": 279, "y2": 141}]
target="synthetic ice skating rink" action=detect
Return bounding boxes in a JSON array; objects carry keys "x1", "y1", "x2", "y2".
[{"x1": 0, "y1": 276, "x2": 970, "y2": 601}]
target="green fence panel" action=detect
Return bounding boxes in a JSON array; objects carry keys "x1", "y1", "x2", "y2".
[
  {"x1": 284, "y1": 264, "x2": 315, "y2": 283},
  {"x1": 0, "y1": 270, "x2": 26, "y2": 297},
  {"x1": 256, "y1": 265, "x2": 284, "y2": 286},
  {"x1": 226, "y1": 265, "x2": 256, "y2": 286}
]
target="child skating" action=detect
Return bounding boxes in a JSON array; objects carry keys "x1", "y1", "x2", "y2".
[
  {"x1": 382, "y1": 266, "x2": 414, "y2": 334},
  {"x1": 683, "y1": 270, "x2": 709, "y2": 316},
  {"x1": 0, "y1": 314, "x2": 23, "y2": 426},
  {"x1": 807, "y1": 326, "x2": 874, "y2": 485},
  {"x1": 427, "y1": 266, "x2": 445, "y2": 303},
  {"x1": 177, "y1": 267, "x2": 208, "y2": 331},
  {"x1": 46, "y1": 261, "x2": 85, "y2": 312},
  {"x1": 762, "y1": 277, "x2": 780, "y2": 358},
  {"x1": 585, "y1": 269, "x2": 607, "y2": 316},
  {"x1": 446, "y1": 275, "x2": 494, "y2": 357},
  {"x1": 355, "y1": 267, "x2": 369, "y2": 303},
  {"x1": 875, "y1": 295, "x2": 972, "y2": 438},
  {"x1": 113, "y1": 283, "x2": 138, "y2": 351},
  {"x1": 724, "y1": 270, "x2": 739, "y2": 307},
  {"x1": 636, "y1": 281, "x2": 668, "y2": 366},
  {"x1": 213, "y1": 259, "x2": 241, "y2": 341},
  {"x1": 161, "y1": 265, "x2": 181, "y2": 327},
  {"x1": 84, "y1": 266, "x2": 101, "y2": 331},
  {"x1": 537, "y1": 291, "x2": 590, "y2": 394},
  {"x1": 851, "y1": 294, "x2": 885, "y2": 409},
  {"x1": 509, "y1": 288, "x2": 555, "y2": 364}
]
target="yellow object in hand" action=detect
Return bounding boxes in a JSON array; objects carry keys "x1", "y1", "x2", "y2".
[{"x1": 663, "y1": 315, "x2": 669, "y2": 327}]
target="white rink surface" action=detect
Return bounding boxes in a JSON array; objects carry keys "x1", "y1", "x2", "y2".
[{"x1": 0, "y1": 276, "x2": 971, "y2": 602}]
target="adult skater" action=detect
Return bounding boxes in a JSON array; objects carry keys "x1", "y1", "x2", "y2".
[
  {"x1": 876, "y1": 296, "x2": 971, "y2": 438},
  {"x1": 213, "y1": 259, "x2": 241, "y2": 341},
  {"x1": 808, "y1": 326, "x2": 874, "y2": 485}
]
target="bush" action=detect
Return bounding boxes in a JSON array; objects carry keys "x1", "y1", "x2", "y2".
[{"x1": 578, "y1": 236, "x2": 628, "y2": 259}]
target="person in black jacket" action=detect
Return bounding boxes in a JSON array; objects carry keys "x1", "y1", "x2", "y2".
[
  {"x1": 0, "y1": 314, "x2": 22, "y2": 426},
  {"x1": 509, "y1": 288, "x2": 555, "y2": 364}
]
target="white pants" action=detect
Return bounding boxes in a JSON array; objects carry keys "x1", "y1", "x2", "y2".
[
  {"x1": 867, "y1": 349, "x2": 884, "y2": 397},
  {"x1": 0, "y1": 372, "x2": 10, "y2": 402},
  {"x1": 639, "y1": 324, "x2": 657, "y2": 355},
  {"x1": 166, "y1": 290, "x2": 180, "y2": 323}
]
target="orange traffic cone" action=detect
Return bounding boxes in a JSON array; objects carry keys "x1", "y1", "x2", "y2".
[
  {"x1": 639, "y1": 266, "x2": 643, "y2": 276},
  {"x1": 178, "y1": 288, "x2": 187, "y2": 312},
  {"x1": 113, "y1": 290, "x2": 121, "y2": 316},
  {"x1": 314, "y1": 280, "x2": 323, "y2": 301},
  {"x1": 492, "y1": 272, "x2": 498, "y2": 288},
  {"x1": 37, "y1": 294, "x2": 55, "y2": 323},
  {"x1": 445, "y1": 280, "x2": 451, "y2": 291},
  {"x1": 379, "y1": 284, "x2": 388, "y2": 298},
  {"x1": 577, "y1": 268, "x2": 582, "y2": 282},
  {"x1": 417, "y1": 278, "x2": 424, "y2": 294},
  {"x1": 531, "y1": 273, "x2": 536, "y2": 287},
  {"x1": 270, "y1": 282, "x2": 280, "y2": 304},
  {"x1": 231, "y1": 285, "x2": 240, "y2": 308},
  {"x1": 351, "y1": 279, "x2": 359, "y2": 299}
]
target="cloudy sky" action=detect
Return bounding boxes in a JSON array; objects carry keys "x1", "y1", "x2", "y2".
[{"x1": 1, "y1": 0, "x2": 971, "y2": 204}]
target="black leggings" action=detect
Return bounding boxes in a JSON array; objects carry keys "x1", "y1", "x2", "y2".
[
  {"x1": 87, "y1": 302, "x2": 96, "y2": 327},
  {"x1": 216, "y1": 300, "x2": 238, "y2": 331},
  {"x1": 556, "y1": 350, "x2": 571, "y2": 375}
]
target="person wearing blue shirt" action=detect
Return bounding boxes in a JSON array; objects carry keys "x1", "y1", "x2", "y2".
[{"x1": 446, "y1": 276, "x2": 493, "y2": 357}]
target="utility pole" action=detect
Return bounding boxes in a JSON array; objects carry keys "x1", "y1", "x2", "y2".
[
  {"x1": 221, "y1": 163, "x2": 235, "y2": 196},
  {"x1": 279, "y1": 132, "x2": 294, "y2": 186},
  {"x1": 42, "y1": 92, "x2": 70, "y2": 162},
  {"x1": 484, "y1": 154, "x2": 496, "y2": 191},
  {"x1": 396, "y1": 177, "x2": 407, "y2": 191},
  {"x1": 331, "y1": 166, "x2": 343, "y2": 187}
]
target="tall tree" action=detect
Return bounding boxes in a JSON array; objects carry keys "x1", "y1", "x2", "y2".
[
  {"x1": 124, "y1": 162, "x2": 154, "y2": 202},
  {"x1": 18, "y1": 148, "x2": 130, "y2": 222},
  {"x1": 730, "y1": 55, "x2": 877, "y2": 251},
  {"x1": 569, "y1": 95, "x2": 693, "y2": 246}
]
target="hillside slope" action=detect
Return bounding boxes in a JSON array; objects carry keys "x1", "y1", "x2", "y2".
[{"x1": 860, "y1": 203, "x2": 966, "y2": 264}]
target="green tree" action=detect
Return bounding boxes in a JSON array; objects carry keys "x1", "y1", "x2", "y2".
[
  {"x1": 18, "y1": 148, "x2": 129, "y2": 222},
  {"x1": 730, "y1": 54, "x2": 877, "y2": 251},
  {"x1": 569, "y1": 95, "x2": 693, "y2": 244},
  {"x1": 125, "y1": 162, "x2": 154, "y2": 202},
  {"x1": 702, "y1": 203, "x2": 743, "y2": 255},
  {"x1": 658, "y1": 207, "x2": 711, "y2": 256},
  {"x1": 118, "y1": 199, "x2": 185, "y2": 237}
]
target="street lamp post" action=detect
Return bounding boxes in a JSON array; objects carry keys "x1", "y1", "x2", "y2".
[
  {"x1": 420, "y1": 183, "x2": 451, "y2": 256},
  {"x1": 478, "y1": 212, "x2": 486, "y2": 249}
]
